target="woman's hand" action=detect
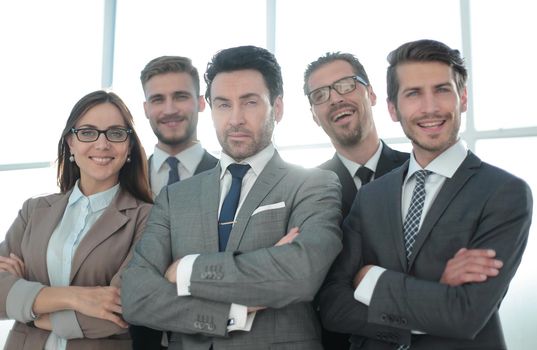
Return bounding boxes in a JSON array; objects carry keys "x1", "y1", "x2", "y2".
[
  {"x1": 71, "y1": 286, "x2": 128, "y2": 328},
  {"x1": 0, "y1": 253, "x2": 25, "y2": 277}
]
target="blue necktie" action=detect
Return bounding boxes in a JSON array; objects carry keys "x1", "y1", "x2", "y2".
[
  {"x1": 218, "y1": 164, "x2": 250, "y2": 252},
  {"x1": 166, "y1": 157, "x2": 180, "y2": 185}
]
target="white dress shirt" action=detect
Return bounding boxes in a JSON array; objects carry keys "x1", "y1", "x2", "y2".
[
  {"x1": 46, "y1": 183, "x2": 118, "y2": 349},
  {"x1": 338, "y1": 141, "x2": 383, "y2": 189},
  {"x1": 176, "y1": 144, "x2": 276, "y2": 332},
  {"x1": 149, "y1": 142, "x2": 206, "y2": 198}
]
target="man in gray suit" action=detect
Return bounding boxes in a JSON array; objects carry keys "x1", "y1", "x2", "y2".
[
  {"x1": 304, "y1": 52, "x2": 409, "y2": 219},
  {"x1": 122, "y1": 45, "x2": 343, "y2": 350},
  {"x1": 141, "y1": 56, "x2": 218, "y2": 198},
  {"x1": 319, "y1": 39, "x2": 532, "y2": 349}
]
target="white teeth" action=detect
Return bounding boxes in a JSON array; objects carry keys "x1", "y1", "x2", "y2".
[
  {"x1": 420, "y1": 121, "x2": 443, "y2": 128},
  {"x1": 91, "y1": 157, "x2": 113, "y2": 165},
  {"x1": 333, "y1": 110, "x2": 353, "y2": 121}
]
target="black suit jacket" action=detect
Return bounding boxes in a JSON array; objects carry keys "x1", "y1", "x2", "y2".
[
  {"x1": 319, "y1": 141, "x2": 409, "y2": 219},
  {"x1": 319, "y1": 152, "x2": 532, "y2": 349},
  {"x1": 316, "y1": 141, "x2": 408, "y2": 350},
  {"x1": 130, "y1": 149, "x2": 218, "y2": 350}
]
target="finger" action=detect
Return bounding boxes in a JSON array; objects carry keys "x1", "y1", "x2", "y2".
[
  {"x1": 108, "y1": 313, "x2": 129, "y2": 328},
  {"x1": 0, "y1": 262, "x2": 18, "y2": 275},
  {"x1": 10, "y1": 253, "x2": 24, "y2": 265}
]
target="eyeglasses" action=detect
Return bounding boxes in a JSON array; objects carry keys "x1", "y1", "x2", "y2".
[
  {"x1": 71, "y1": 127, "x2": 132, "y2": 143},
  {"x1": 307, "y1": 75, "x2": 368, "y2": 105}
]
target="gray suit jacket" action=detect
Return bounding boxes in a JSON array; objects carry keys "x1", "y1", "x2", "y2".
[
  {"x1": 0, "y1": 188, "x2": 152, "y2": 350},
  {"x1": 122, "y1": 152, "x2": 343, "y2": 350},
  {"x1": 319, "y1": 151, "x2": 532, "y2": 349}
]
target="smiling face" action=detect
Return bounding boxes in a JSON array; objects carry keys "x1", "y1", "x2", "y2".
[
  {"x1": 307, "y1": 60, "x2": 377, "y2": 148},
  {"x1": 67, "y1": 102, "x2": 130, "y2": 195},
  {"x1": 388, "y1": 61, "x2": 467, "y2": 166},
  {"x1": 210, "y1": 69, "x2": 283, "y2": 162},
  {"x1": 143, "y1": 72, "x2": 205, "y2": 154}
]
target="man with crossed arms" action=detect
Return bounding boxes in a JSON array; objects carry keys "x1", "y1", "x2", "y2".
[{"x1": 123, "y1": 45, "x2": 342, "y2": 350}]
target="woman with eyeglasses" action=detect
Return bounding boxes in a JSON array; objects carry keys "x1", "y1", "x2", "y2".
[{"x1": 0, "y1": 90, "x2": 153, "y2": 350}]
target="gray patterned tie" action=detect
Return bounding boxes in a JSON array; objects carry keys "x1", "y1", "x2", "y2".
[
  {"x1": 397, "y1": 170, "x2": 431, "y2": 350},
  {"x1": 166, "y1": 157, "x2": 180, "y2": 185},
  {"x1": 403, "y1": 170, "x2": 432, "y2": 260},
  {"x1": 356, "y1": 166, "x2": 374, "y2": 185}
]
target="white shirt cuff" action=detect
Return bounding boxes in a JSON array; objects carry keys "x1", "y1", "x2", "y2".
[
  {"x1": 176, "y1": 254, "x2": 200, "y2": 296},
  {"x1": 354, "y1": 266, "x2": 386, "y2": 305},
  {"x1": 227, "y1": 304, "x2": 255, "y2": 332}
]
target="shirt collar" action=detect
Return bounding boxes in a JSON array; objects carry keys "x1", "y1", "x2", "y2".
[
  {"x1": 219, "y1": 143, "x2": 275, "y2": 179},
  {"x1": 152, "y1": 142, "x2": 204, "y2": 174},
  {"x1": 69, "y1": 181, "x2": 120, "y2": 212},
  {"x1": 337, "y1": 141, "x2": 383, "y2": 176},
  {"x1": 407, "y1": 139, "x2": 468, "y2": 181}
]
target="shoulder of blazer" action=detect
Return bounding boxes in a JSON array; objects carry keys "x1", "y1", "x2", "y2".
[
  {"x1": 113, "y1": 187, "x2": 153, "y2": 213},
  {"x1": 194, "y1": 150, "x2": 219, "y2": 174}
]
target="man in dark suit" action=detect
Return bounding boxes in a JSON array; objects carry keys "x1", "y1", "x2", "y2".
[
  {"x1": 304, "y1": 52, "x2": 408, "y2": 219},
  {"x1": 303, "y1": 53, "x2": 409, "y2": 349},
  {"x1": 122, "y1": 45, "x2": 343, "y2": 350},
  {"x1": 131, "y1": 56, "x2": 218, "y2": 349},
  {"x1": 142, "y1": 56, "x2": 218, "y2": 198},
  {"x1": 319, "y1": 39, "x2": 533, "y2": 349}
]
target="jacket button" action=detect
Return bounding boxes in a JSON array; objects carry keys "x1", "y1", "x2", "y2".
[{"x1": 381, "y1": 313, "x2": 388, "y2": 322}]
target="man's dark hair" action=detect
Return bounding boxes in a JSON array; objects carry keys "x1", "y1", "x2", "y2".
[
  {"x1": 303, "y1": 52, "x2": 371, "y2": 95},
  {"x1": 386, "y1": 39, "x2": 467, "y2": 104},
  {"x1": 204, "y1": 45, "x2": 283, "y2": 105}
]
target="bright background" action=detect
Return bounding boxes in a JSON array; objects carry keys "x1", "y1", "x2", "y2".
[{"x1": 1, "y1": 0, "x2": 536, "y2": 348}]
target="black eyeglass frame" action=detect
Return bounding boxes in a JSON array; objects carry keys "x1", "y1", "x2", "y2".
[
  {"x1": 307, "y1": 75, "x2": 368, "y2": 105},
  {"x1": 70, "y1": 127, "x2": 133, "y2": 143}
]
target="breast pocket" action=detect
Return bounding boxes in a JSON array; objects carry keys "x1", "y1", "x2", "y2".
[{"x1": 241, "y1": 205, "x2": 288, "y2": 249}]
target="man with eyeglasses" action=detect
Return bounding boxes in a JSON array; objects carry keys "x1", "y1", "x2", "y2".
[
  {"x1": 304, "y1": 53, "x2": 409, "y2": 220},
  {"x1": 304, "y1": 53, "x2": 409, "y2": 350}
]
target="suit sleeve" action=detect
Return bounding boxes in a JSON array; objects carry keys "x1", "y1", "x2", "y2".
[
  {"x1": 0, "y1": 197, "x2": 41, "y2": 319},
  {"x1": 368, "y1": 176, "x2": 532, "y2": 340},
  {"x1": 318, "y1": 194, "x2": 411, "y2": 346},
  {"x1": 74, "y1": 201, "x2": 153, "y2": 339},
  {"x1": 121, "y1": 188, "x2": 231, "y2": 337},
  {"x1": 188, "y1": 170, "x2": 343, "y2": 309}
]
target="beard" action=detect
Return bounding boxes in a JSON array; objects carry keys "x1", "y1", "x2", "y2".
[
  {"x1": 152, "y1": 116, "x2": 197, "y2": 147},
  {"x1": 219, "y1": 114, "x2": 275, "y2": 162}
]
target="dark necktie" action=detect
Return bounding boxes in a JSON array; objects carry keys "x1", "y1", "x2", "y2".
[
  {"x1": 397, "y1": 170, "x2": 431, "y2": 350},
  {"x1": 166, "y1": 157, "x2": 180, "y2": 185},
  {"x1": 356, "y1": 166, "x2": 374, "y2": 185},
  {"x1": 403, "y1": 170, "x2": 432, "y2": 261},
  {"x1": 218, "y1": 164, "x2": 250, "y2": 251}
]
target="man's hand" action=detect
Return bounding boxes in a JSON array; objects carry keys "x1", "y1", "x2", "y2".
[
  {"x1": 440, "y1": 248, "x2": 503, "y2": 286},
  {"x1": 0, "y1": 253, "x2": 25, "y2": 277},
  {"x1": 353, "y1": 265, "x2": 373, "y2": 289},
  {"x1": 165, "y1": 258, "x2": 182, "y2": 283},
  {"x1": 275, "y1": 227, "x2": 299, "y2": 246}
]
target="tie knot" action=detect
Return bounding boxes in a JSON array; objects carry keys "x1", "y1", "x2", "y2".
[
  {"x1": 414, "y1": 169, "x2": 432, "y2": 184},
  {"x1": 166, "y1": 156, "x2": 179, "y2": 168},
  {"x1": 227, "y1": 163, "x2": 250, "y2": 180},
  {"x1": 355, "y1": 166, "x2": 374, "y2": 185}
]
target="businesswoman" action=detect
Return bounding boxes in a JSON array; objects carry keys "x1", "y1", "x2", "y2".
[{"x1": 0, "y1": 90, "x2": 153, "y2": 349}]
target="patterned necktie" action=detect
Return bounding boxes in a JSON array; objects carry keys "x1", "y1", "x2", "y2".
[
  {"x1": 403, "y1": 170, "x2": 432, "y2": 261},
  {"x1": 396, "y1": 170, "x2": 432, "y2": 350},
  {"x1": 356, "y1": 166, "x2": 374, "y2": 185},
  {"x1": 166, "y1": 157, "x2": 180, "y2": 185},
  {"x1": 218, "y1": 164, "x2": 251, "y2": 251}
]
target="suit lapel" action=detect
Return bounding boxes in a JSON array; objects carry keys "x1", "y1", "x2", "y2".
[
  {"x1": 69, "y1": 189, "x2": 133, "y2": 282},
  {"x1": 200, "y1": 166, "x2": 221, "y2": 252},
  {"x1": 407, "y1": 153, "x2": 480, "y2": 268},
  {"x1": 29, "y1": 193, "x2": 71, "y2": 285},
  {"x1": 226, "y1": 153, "x2": 288, "y2": 251},
  {"x1": 384, "y1": 165, "x2": 409, "y2": 270}
]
